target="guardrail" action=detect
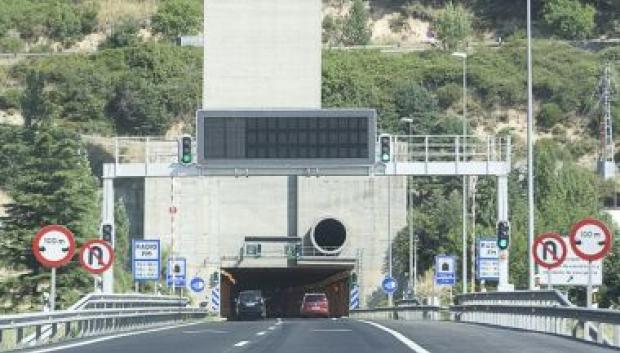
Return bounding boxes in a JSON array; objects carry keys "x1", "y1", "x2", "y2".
[
  {"x1": 350, "y1": 290, "x2": 620, "y2": 349},
  {"x1": 0, "y1": 293, "x2": 207, "y2": 352}
]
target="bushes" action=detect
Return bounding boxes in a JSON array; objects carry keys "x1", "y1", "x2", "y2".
[
  {"x1": 100, "y1": 18, "x2": 141, "y2": 49},
  {"x1": 542, "y1": 0, "x2": 596, "y2": 40},
  {"x1": 435, "y1": 2, "x2": 473, "y2": 51},
  {"x1": 537, "y1": 102, "x2": 563, "y2": 129},
  {"x1": 0, "y1": 0, "x2": 98, "y2": 44},
  {"x1": 151, "y1": 0, "x2": 202, "y2": 40}
]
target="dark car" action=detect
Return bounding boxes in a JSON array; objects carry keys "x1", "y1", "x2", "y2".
[
  {"x1": 300, "y1": 293, "x2": 329, "y2": 318},
  {"x1": 235, "y1": 290, "x2": 266, "y2": 320}
]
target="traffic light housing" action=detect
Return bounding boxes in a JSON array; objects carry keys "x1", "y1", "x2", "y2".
[
  {"x1": 497, "y1": 221, "x2": 510, "y2": 250},
  {"x1": 380, "y1": 134, "x2": 391, "y2": 163},
  {"x1": 350, "y1": 272, "x2": 358, "y2": 285},
  {"x1": 101, "y1": 223, "x2": 114, "y2": 244},
  {"x1": 179, "y1": 135, "x2": 192, "y2": 165}
]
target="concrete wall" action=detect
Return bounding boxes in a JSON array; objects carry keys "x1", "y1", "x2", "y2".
[
  {"x1": 204, "y1": 0, "x2": 322, "y2": 109},
  {"x1": 135, "y1": 0, "x2": 407, "y2": 307}
]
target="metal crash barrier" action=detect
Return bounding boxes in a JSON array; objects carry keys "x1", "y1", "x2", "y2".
[{"x1": 350, "y1": 290, "x2": 620, "y2": 349}]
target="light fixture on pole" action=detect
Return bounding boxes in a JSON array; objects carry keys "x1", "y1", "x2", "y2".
[
  {"x1": 400, "y1": 117, "x2": 415, "y2": 299},
  {"x1": 452, "y1": 51, "x2": 468, "y2": 294}
]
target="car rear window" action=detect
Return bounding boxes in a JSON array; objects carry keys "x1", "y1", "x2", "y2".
[
  {"x1": 239, "y1": 291, "x2": 261, "y2": 301},
  {"x1": 304, "y1": 294, "x2": 326, "y2": 302}
]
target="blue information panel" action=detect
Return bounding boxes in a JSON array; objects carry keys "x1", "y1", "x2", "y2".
[
  {"x1": 132, "y1": 240, "x2": 160, "y2": 281},
  {"x1": 477, "y1": 237, "x2": 500, "y2": 281},
  {"x1": 435, "y1": 255, "x2": 456, "y2": 286},
  {"x1": 382, "y1": 276, "x2": 398, "y2": 294},
  {"x1": 190, "y1": 277, "x2": 205, "y2": 293},
  {"x1": 166, "y1": 258, "x2": 187, "y2": 287}
]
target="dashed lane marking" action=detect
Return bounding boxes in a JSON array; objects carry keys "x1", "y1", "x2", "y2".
[{"x1": 234, "y1": 341, "x2": 250, "y2": 347}]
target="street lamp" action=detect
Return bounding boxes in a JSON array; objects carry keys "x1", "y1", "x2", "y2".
[
  {"x1": 526, "y1": 0, "x2": 536, "y2": 291},
  {"x1": 399, "y1": 117, "x2": 415, "y2": 299},
  {"x1": 452, "y1": 51, "x2": 468, "y2": 294}
]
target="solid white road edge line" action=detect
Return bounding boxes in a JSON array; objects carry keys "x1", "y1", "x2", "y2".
[
  {"x1": 234, "y1": 340, "x2": 250, "y2": 347},
  {"x1": 358, "y1": 320, "x2": 431, "y2": 353},
  {"x1": 22, "y1": 321, "x2": 206, "y2": 353}
]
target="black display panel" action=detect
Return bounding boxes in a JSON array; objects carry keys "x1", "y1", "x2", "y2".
[{"x1": 197, "y1": 110, "x2": 376, "y2": 166}]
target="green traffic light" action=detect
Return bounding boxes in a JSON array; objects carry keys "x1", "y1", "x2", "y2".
[
  {"x1": 182, "y1": 155, "x2": 191, "y2": 163},
  {"x1": 381, "y1": 153, "x2": 390, "y2": 162}
]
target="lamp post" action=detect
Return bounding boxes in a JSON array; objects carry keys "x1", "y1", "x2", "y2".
[
  {"x1": 526, "y1": 0, "x2": 536, "y2": 291},
  {"x1": 452, "y1": 51, "x2": 468, "y2": 294},
  {"x1": 400, "y1": 117, "x2": 415, "y2": 298}
]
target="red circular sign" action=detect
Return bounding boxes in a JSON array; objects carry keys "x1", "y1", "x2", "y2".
[
  {"x1": 32, "y1": 225, "x2": 75, "y2": 268},
  {"x1": 532, "y1": 232, "x2": 567, "y2": 269},
  {"x1": 569, "y1": 218, "x2": 612, "y2": 262},
  {"x1": 78, "y1": 240, "x2": 115, "y2": 274}
]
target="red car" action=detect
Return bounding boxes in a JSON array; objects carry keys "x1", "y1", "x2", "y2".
[{"x1": 300, "y1": 293, "x2": 329, "y2": 318}]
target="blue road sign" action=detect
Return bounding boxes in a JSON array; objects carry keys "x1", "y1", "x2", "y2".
[
  {"x1": 382, "y1": 276, "x2": 398, "y2": 294},
  {"x1": 190, "y1": 277, "x2": 205, "y2": 293},
  {"x1": 166, "y1": 258, "x2": 186, "y2": 287},
  {"x1": 132, "y1": 240, "x2": 160, "y2": 281},
  {"x1": 435, "y1": 255, "x2": 456, "y2": 286},
  {"x1": 477, "y1": 237, "x2": 500, "y2": 281}
]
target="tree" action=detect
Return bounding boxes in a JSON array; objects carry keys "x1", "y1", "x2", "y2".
[
  {"x1": 394, "y1": 82, "x2": 438, "y2": 134},
  {"x1": 341, "y1": 0, "x2": 371, "y2": 46},
  {"x1": 114, "y1": 198, "x2": 133, "y2": 293},
  {"x1": 151, "y1": 0, "x2": 202, "y2": 40},
  {"x1": 542, "y1": 0, "x2": 596, "y2": 40},
  {"x1": 435, "y1": 2, "x2": 472, "y2": 51},
  {"x1": 100, "y1": 18, "x2": 141, "y2": 49},
  {"x1": 0, "y1": 126, "x2": 100, "y2": 311},
  {"x1": 20, "y1": 70, "x2": 55, "y2": 128}
]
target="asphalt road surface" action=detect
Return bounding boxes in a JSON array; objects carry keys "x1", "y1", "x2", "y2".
[{"x1": 17, "y1": 318, "x2": 618, "y2": 353}]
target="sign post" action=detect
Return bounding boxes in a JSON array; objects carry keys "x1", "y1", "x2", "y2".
[
  {"x1": 569, "y1": 218, "x2": 612, "y2": 307},
  {"x1": 532, "y1": 232, "x2": 567, "y2": 290},
  {"x1": 32, "y1": 225, "x2": 76, "y2": 312}
]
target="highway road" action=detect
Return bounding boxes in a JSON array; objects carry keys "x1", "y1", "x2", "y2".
[{"x1": 18, "y1": 318, "x2": 618, "y2": 353}]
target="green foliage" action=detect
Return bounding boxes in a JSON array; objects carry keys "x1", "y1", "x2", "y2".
[
  {"x1": 100, "y1": 18, "x2": 141, "y2": 49},
  {"x1": 0, "y1": 36, "x2": 24, "y2": 53},
  {"x1": 542, "y1": 0, "x2": 596, "y2": 40},
  {"x1": 0, "y1": 87, "x2": 21, "y2": 110},
  {"x1": 435, "y1": 2, "x2": 472, "y2": 51},
  {"x1": 0, "y1": 0, "x2": 98, "y2": 43},
  {"x1": 435, "y1": 83, "x2": 461, "y2": 109},
  {"x1": 394, "y1": 82, "x2": 438, "y2": 134},
  {"x1": 114, "y1": 199, "x2": 133, "y2": 293},
  {"x1": 151, "y1": 0, "x2": 202, "y2": 40},
  {"x1": 0, "y1": 126, "x2": 99, "y2": 311},
  {"x1": 9, "y1": 44, "x2": 202, "y2": 135},
  {"x1": 341, "y1": 0, "x2": 371, "y2": 46},
  {"x1": 537, "y1": 102, "x2": 563, "y2": 129},
  {"x1": 322, "y1": 15, "x2": 341, "y2": 45}
]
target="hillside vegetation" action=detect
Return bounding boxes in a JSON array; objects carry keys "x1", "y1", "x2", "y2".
[{"x1": 0, "y1": 0, "x2": 618, "y2": 310}]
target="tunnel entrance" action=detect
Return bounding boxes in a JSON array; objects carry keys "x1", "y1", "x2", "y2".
[{"x1": 220, "y1": 266, "x2": 352, "y2": 320}]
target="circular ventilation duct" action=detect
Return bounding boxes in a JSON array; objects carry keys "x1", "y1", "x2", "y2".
[{"x1": 308, "y1": 217, "x2": 347, "y2": 255}]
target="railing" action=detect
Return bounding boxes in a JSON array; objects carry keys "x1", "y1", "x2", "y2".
[
  {"x1": 0, "y1": 293, "x2": 207, "y2": 351},
  {"x1": 84, "y1": 135, "x2": 511, "y2": 168},
  {"x1": 350, "y1": 290, "x2": 620, "y2": 349},
  {"x1": 388, "y1": 135, "x2": 511, "y2": 164},
  {"x1": 242, "y1": 243, "x2": 357, "y2": 259}
]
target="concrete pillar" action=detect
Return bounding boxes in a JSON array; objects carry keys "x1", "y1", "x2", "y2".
[
  {"x1": 497, "y1": 175, "x2": 513, "y2": 291},
  {"x1": 287, "y1": 176, "x2": 298, "y2": 237},
  {"x1": 101, "y1": 176, "x2": 115, "y2": 293}
]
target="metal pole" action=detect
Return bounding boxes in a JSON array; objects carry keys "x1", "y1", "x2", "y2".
[
  {"x1": 408, "y1": 124, "x2": 414, "y2": 299},
  {"x1": 202, "y1": 0, "x2": 207, "y2": 109},
  {"x1": 547, "y1": 268, "x2": 552, "y2": 290},
  {"x1": 413, "y1": 234, "x2": 418, "y2": 298},
  {"x1": 50, "y1": 268, "x2": 56, "y2": 312},
  {"x1": 388, "y1": 175, "x2": 393, "y2": 307},
  {"x1": 461, "y1": 55, "x2": 468, "y2": 294},
  {"x1": 171, "y1": 176, "x2": 176, "y2": 295},
  {"x1": 471, "y1": 177, "x2": 477, "y2": 292},
  {"x1": 587, "y1": 261, "x2": 593, "y2": 307},
  {"x1": 526, "y1": 0, "x2": 536, "y2": 291}
]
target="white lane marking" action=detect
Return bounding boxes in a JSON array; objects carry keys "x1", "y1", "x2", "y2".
[
  {"x1": 256, "y1": 331, "x2": 267, "y2": 336},
  {"x1": 359, "y1": 320, "x2": 431, "y2": 353},
  {"x1": 268, "y1": 326, "x2": 276, "y2": 330},
  {"x1": 234, "y1": 340, "x2": 250, "y2": 347},
  {"x1": 183, "y1": 329, "x2": 229, "y2": 334},
  {"x1": 312, "y1": 329, "x2": 352, "y2": 332},
  {"x1": 331, "y1": 318, "x2": 338, "y2": 321},
  {"x1": 22, "y1": 321, "x2": 206, "y2": 353},
  {"x1": 275, "y1": 318, "x2": 283, "y2": 325}
]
